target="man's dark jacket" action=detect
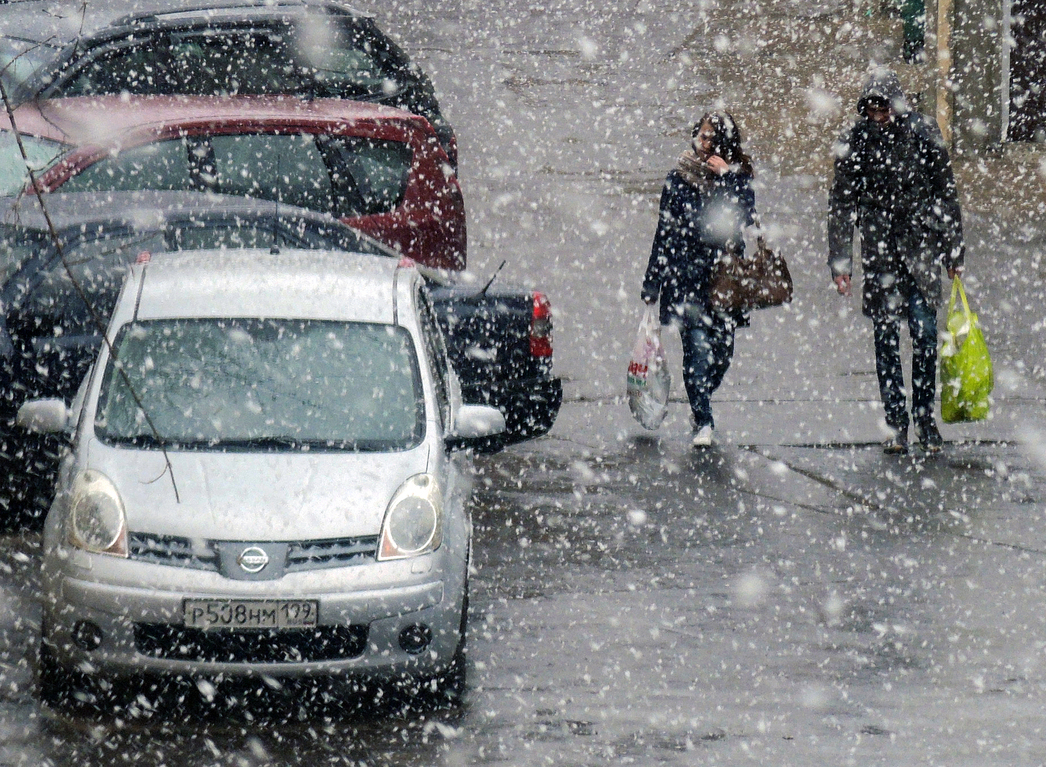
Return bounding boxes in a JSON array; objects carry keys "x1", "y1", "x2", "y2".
[{"x1": 828, "y1": 74, "x2": 964, "y2": 319}]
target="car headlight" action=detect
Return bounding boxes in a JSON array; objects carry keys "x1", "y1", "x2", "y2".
[
  {"x1": 378, "y1": 473, "x2": 443, "y2": 561},
  {"x1": 67, "y1": 470, "x2": 128, "y2": 558}
]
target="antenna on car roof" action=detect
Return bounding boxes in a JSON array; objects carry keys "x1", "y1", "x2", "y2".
[{"x1": 479, "y1": 260, "x2": 507, "y2": 296}]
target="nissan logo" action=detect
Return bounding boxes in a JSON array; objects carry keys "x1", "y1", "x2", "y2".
[{"x1": 237, "y1": 546, "x2": 270, "y2": 574}]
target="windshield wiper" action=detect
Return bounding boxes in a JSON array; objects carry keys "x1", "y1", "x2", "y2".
[
  {"x1": 108, "y1": 432, "x2": 170, "y2": 448},
  {"x1": 210, "y1": 436, "x2": 310, "y2": 451}
]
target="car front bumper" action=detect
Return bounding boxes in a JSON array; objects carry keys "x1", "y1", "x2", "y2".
[{"x1": 41, "y1": 547, "x2": 466, "y2": 681}]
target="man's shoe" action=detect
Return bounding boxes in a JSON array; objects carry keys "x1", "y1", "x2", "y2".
[
  {"x1": 883, "y1": 428, "x2": 908, "y2": 455},
  {"x1": 915, "y1": 420, "x2": 944, "y2": 454},
  {"x1": 691, "y1": 424, "x2": 714, "y2": 447}
]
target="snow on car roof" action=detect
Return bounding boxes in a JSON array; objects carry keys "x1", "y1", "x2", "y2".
[{"x1": 128, "y1": 249, "x2": 409, "y2": 326}]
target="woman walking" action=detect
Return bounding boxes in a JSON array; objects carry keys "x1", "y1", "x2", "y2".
[{"x1": 641, "y1": 111, "x2": 756, "y2": 446}]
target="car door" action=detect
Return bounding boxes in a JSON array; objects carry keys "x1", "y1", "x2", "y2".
[{"x1": 321, "y1": 132, "x2": 466, "y2": 270}]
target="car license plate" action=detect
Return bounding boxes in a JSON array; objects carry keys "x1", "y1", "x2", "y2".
[{"x1": 183, "y1": 599, "x2": 319, "y2": 630}]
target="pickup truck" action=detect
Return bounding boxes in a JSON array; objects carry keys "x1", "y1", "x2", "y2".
[{"x1": 0, "y1": 191, "x2": 561, "y2": 522}]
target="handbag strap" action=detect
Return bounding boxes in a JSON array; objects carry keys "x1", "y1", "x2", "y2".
[{"x1": 750, "y1": 207, "x2": 767, "y2": 250}]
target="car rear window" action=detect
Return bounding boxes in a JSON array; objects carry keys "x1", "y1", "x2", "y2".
[{"x1": 95, "y1": 318, "x2": 425, "y2": 452}]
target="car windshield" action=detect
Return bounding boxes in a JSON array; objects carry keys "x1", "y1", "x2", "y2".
[
  {"x1": 0, "y1": 131, "x2": 67, "y2": 195},
  {"x1": 95, "y1": 318, "x2": 424, "y2": 452}
]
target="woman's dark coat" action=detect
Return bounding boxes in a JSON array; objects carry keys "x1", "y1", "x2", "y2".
[
  {"x1": 828, "y1": 75, "x2": 965, "y2": 319},
  {"x1": 641, "y1": 167, "x2": 755, "y2": 326}
]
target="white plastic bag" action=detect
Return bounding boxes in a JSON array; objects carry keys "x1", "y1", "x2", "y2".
[{"x1": 626, "y1": 305, "x2": 670, "y2": 429}]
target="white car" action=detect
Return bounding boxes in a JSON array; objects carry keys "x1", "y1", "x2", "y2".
[{"x1": 21, "y1": 249, "x2": 503, "y2": 710}]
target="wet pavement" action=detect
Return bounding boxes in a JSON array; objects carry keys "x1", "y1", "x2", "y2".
[{"x1": 0, "y1": 0, "x2": 1044, "y2": 764}]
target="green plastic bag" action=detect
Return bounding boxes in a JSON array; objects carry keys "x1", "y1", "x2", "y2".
[{"x1": 940, "y1": 277, "x2": 993, "y2": 423}]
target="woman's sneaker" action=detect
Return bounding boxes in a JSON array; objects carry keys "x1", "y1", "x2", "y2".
[
  {"x1": 883, "y1": 427, "x2": 908, "y2": 455},
  {"x1": 915, "y1": 419, "x2": 944, "y2": 454},
  {"x1": 692, "y1": 424, "x2": 714, "y2": 447}
]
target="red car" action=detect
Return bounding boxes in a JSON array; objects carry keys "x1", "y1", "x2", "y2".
[{"x1": 0, "y1": 96, "x2": 466, "y2": 270}]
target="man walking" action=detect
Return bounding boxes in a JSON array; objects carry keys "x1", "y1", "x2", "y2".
[{"x1": 828, "y1": 68, "x2": 965, "y2": 454}]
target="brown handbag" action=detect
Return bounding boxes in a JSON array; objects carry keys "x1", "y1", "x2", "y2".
[{"x1": 709, "y1": 234, "x2": 793, "y2": 312}]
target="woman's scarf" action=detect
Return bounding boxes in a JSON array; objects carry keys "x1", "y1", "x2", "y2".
[{"x1": 676, "y1": 148, "x2": 716, "y2": 192}]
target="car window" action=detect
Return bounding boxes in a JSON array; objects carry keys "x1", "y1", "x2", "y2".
[
  {"x1": 22, "y1": 230, "x2": 167, "y2": 336},
  {"x1": 171, "y1": 221, "x2": 291, "y2": 251},
  {"x1": 56, "y1": 135, "x2": 337, "y2": 214},
  {"x1": 95, "y1": 318, "x2": 425, "y2": 452},
  {"x1": 0, "y1": 38, "x2": 56, "y2": 95},
  {"x1": 167, "y1": 217, "x2": 393, "y2": 256},
  {"x1": 58, "y1": 140, "x2": 193, "y2": 193},
  {"x1": 52, "y1": 23, "x2": 398, "y2": 101},
  {"x1": 300, "y1": 21, "x2": 394, "y2": 97},
  {"x1": 321, "y1": 136, "x2": 411, "y2": 217},
  {"x1": 55, "y1": 32, "x2": 306, "y2": 97},
  {"x1": 0, "y1": 225, "x2": 45, "y2": 285},
  {"x1": 208, "y1": 134, "x2": 335, "y2": 213},
  {"x1": 0, "y1": 132, "x2": 67, "y2": 195}
]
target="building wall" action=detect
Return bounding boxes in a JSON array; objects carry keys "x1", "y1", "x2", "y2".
[{"x1": 949, "y1": 0, "x2": 1006, "y2": 152}]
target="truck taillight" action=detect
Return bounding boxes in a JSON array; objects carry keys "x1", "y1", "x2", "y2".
[{"x1": 530, "y1": 292, "x2": 553, "y2": 358}]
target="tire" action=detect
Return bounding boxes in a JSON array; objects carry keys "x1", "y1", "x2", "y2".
[{"x1": 428, "y1": 576, "x2": 468, "y2": 706}]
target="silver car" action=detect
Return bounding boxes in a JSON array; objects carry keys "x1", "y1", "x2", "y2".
[{"x1": 21, "y1": 249, "x2": 503, "y2": 710}]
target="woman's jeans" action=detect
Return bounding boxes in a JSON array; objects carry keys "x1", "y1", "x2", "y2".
[
  {"x1": 872, "y1": 288, "x2": 938, "y2": 433},
  {"x1": 680, "y1": 306, "x2": 735, "y2": 430}
]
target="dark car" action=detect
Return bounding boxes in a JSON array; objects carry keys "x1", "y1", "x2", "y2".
[
  {"x1": 0, "y1": 191, "x2": 561, "y2": 520},
  {"x1": 0, "y1": 0, "x2": 457, "y2": 165},
  {"x1": 0, "y1": 95, "x2": 466, "y2": 269}
]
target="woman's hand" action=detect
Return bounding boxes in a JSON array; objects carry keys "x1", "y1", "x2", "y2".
[
  {"x1": 834, "y1": 274, "x2": 852, "y2": 297},
  {"x1": 705, "y1": 155, "x2": 729, "y2": 175}
]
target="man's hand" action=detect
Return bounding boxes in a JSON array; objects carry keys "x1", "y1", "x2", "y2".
[
  {"x1": 834, "y1": 274, "x2": 852, "y2": 297},
  {"x1": 947, "y1": 266, "x2": 963, "y2": 280}
]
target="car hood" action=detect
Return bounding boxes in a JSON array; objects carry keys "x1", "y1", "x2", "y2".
[{"x1": 82, "y1": 439, "x2": 432, "y2": 541}]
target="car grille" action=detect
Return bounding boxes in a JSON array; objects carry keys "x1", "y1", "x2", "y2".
[
  {"x1": 134, "y1": 624, "x2": 369, "y2": 663},
  {"x1": 129, "y1": 533, "x2": 379, "y2": 574}
]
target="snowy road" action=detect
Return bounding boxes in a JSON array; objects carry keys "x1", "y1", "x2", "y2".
[{"x1": 0, "y1": 0, "x2": 1044, "y2": 764}]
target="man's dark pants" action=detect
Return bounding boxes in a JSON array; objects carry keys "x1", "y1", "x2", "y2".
[{"x1": 872, "y1": 287, "x2": 938, "y2": 433}]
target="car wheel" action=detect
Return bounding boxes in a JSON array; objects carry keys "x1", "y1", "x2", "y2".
[{"x1": 426, "y1": 576, "x2": 468, "y2": 706}]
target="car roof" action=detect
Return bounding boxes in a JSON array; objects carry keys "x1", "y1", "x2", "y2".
[
  {"x1": 2, "y1": 95, "x2": 430, "y2": 147},
  {"x1": 0, "y1": 0, "x2": 371, "y2": 46},
  {"x1": 126, "y1": 249, "x2": 413, "y2": 326}
]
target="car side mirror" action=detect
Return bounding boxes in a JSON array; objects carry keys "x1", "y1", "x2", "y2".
[
  {"x1": 16, "y1": 399, "x2": 71, "y2": 435},
  {"x1": 445, "y1": 404, "x2": 505, "y2": 452}
]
